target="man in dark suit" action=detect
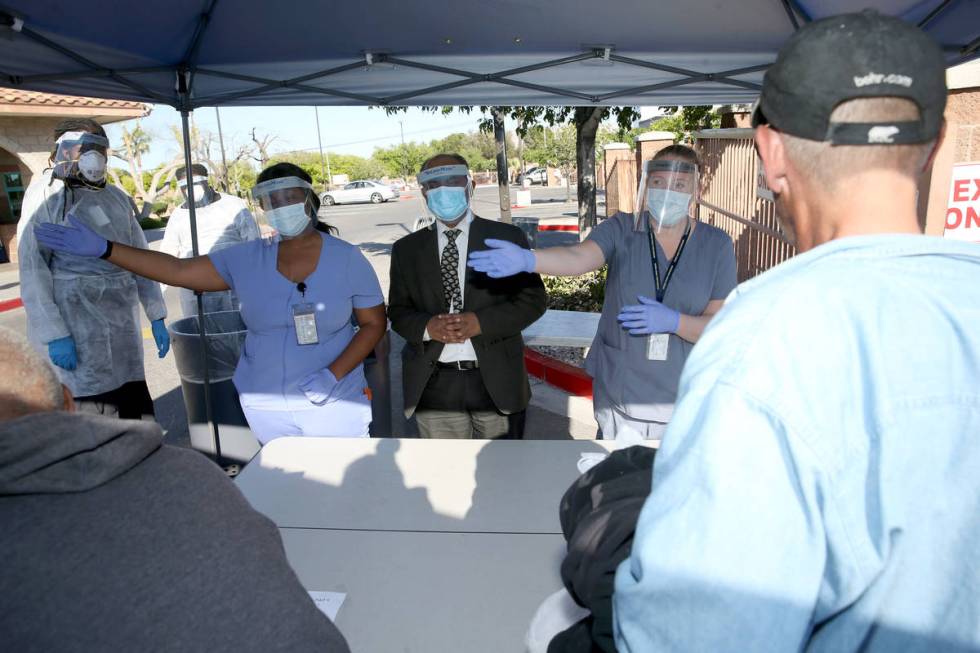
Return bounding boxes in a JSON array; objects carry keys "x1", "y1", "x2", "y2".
[{"x1": 389, "y1": 154, "x2": 547, "y2": 439}]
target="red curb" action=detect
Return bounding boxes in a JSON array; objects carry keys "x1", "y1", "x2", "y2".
[
  {"x1": 524, "y1": 348, "x2": 593, "y2": 398},
  {"x1": 539, "y1": 224, "x2": 579, "y2": 232},
  {"x1": 0, "y1": 297, "x2": 23, "y2": 313}
]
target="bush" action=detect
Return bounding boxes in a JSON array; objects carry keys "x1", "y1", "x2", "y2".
[
  {"x1": 139, "y1": 216, "x2": 167, "y2": 230},
  {"x1": 542, "y1": 267, "x2": 607, "y2": 312}
]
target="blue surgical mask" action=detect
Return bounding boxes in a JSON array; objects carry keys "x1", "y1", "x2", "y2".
[
  {"x1": 646, "y1": 188, "x2": 691, "y2": 227},
  {"x1": 266, "y1": 202, "x2": 312, "y2": 237},
  {"x1": 426, "y1": 186, "x2": 469, "y2": 222}
]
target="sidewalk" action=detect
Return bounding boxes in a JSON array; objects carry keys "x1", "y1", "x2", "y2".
[{"x1": 0, "y1": 263, "x2": 22, "y2": 309}]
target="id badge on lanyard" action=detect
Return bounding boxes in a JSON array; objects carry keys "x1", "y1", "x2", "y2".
[
  {"x1": 292, "y1": 303, "x2": 319, "y2": 345},
  {"x1": 646, "y1": 333, "x2": 670, "y2": 361},
  {"x1": 645, "y1": 221, "x2": 691, "y2": 361}
]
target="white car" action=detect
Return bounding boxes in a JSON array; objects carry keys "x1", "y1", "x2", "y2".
[{"x1": 321, "y1": 180, "x2": 398, "y2": 206}]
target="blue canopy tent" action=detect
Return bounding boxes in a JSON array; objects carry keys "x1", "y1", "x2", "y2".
[
  {"x1": 2, "y1": 0, "x2": 976, "y2": 454},
  {"x1": 1, "y1": 1, "x2": 977, "y2": 109}
]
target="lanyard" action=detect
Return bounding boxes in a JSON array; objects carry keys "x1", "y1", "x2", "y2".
[{"x1": 647, "y1": 218, "x2": 692, "y2": 303}]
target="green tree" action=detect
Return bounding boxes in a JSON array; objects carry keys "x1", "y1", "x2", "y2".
[
  {"x1": 109, "y1": 122, "x2": 181, "y2": 218},
  {"x1": 395, "y1": 106, "x2": 641, "y2": 233},
  {"x1": 639, "y1": 106, "x2": 721, "y2": 144},
  {"x1": 371, "y1": 141, "x2": 432, "y2": 178}
]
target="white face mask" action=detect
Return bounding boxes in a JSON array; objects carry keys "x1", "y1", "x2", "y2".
[
  {"x1": 191, "y1": 183, "x2": 211, "y2": 207},
  {"x1": 646, "y1": 188, "x2": 691, "y2": 227},
  {"x1": 426, "y1": 186, "x2": 470, "y2": 222},
  {"x1": 266, "y1": 202, "x2": 312, "y2": 237},
  {"x1": 77, "y1": 151, "x2": 107, "y2": 183}
]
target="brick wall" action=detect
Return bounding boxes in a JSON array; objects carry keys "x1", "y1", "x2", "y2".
[{"x1": 0, "y1": 116, "x2": 62, "y2": 182}]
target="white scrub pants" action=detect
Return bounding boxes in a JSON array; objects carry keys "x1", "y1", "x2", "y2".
[
  {"x1": 593, "y1": 385, "x2": 668, "y2": 443},
  {"x1": 242, "y1": 395, "x2": 371, "y2": 445}
]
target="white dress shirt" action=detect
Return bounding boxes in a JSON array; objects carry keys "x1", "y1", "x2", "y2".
[{"x1": 424, "y1": 211, "x2": 478, "y2": 362}]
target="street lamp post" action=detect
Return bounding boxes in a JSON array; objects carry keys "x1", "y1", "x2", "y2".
[
  {"x1": 314, "y1": 106, "x2": 329, "y2": 190},
  {"x1": 399, "y1": 120, "x2": 407, "y2": 180},
  {"x1": 214, "y1": 107, "x2": 230, "y2": 193}
]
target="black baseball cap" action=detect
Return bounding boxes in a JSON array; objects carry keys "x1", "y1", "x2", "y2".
[{"x1": 752, "y1": 10, "x2": 947, "y2": 145}]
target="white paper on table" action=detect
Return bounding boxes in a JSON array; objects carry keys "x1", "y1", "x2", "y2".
[{"x1": 308, "y1": 591, "x2": 346, "y2": 622}]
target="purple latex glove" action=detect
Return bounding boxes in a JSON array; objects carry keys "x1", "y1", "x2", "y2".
[
  {"x1": 617, "y1": 295, "x2": 680, "y2": 335},
  {"x1": 33, "y1": 214, "x2": 108, "y2": 258},
  {"x1": 298, "y1": 368, "x2": 339, "y2": 406},
  {"x1": 467, "y1": 238, "x2": 536, "y2": 278}
]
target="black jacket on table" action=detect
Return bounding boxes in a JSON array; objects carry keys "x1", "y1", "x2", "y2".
[
  {"x1": 388, "y1": 215, "x2": 547, "y2": 417},
  {"x1": 550, "y1": 445, "x2": 657, "y2": 653}
]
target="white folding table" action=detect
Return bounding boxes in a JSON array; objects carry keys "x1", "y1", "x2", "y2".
[{"x1": 235, "y1": 437, "x2": 637, "y2": 652}]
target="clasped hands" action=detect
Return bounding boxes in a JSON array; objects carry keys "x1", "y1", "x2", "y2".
[{"x1": 426, "y1": 312, "x2": 481, "y2": 344}]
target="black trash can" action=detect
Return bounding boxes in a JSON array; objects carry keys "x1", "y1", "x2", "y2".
[{"x1": 169, "y1": 311, "x2": 260, "y2": 464}]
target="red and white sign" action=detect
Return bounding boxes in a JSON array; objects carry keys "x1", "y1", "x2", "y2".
[
  {"x1": 944, "y1": 162, "x2": 980, "y2": 243},
  {"x1": 755, "y1": 154, "x2": 774, "y2": 201}
]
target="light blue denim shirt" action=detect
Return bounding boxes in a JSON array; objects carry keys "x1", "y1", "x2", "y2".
[{"x1": 614, "y1": 234, "x2": 980, "y2": 652}]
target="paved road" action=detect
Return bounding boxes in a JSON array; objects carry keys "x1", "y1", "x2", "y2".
[
  {"x1": 0, "y1": 185, "x2": 598, "y2": 448},
  {"x1": 324, "y1": 185, "x2": 586, "y2": 298}
]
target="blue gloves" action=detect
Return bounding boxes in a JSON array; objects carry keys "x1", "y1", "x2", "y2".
[
  {"x1": 617, "y1": 295, "x2": 680, "y2": 335},
  {"x1": 467, "y1": 238, "x2": 536, "y2": 278},
  {"x1": 151, "y1": 319, "x2": 170, "y2": 358},
  {"x1": 48, "y1": 336, "x2": 78, "y2": 371},
  {"x1": 33, "y1": 214, "x2": 108, "y2": 258},
  {"x1": 298, "y1": 368, "x2": 339, "y2": 406}
]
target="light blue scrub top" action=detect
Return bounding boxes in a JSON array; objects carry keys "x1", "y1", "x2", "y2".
[
  {"x1": 209, "y1": 232, "x2": 384, "y2": 412},
  {"x1": 614, "y1": 235, "x2": 980, "y2": 652}
]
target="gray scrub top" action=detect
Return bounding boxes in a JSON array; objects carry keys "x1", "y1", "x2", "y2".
[{"x1": 585, "y1": 212, "x2": 737, "y2": 422}]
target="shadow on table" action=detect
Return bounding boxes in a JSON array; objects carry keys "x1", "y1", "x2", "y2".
[
  {"x1": 253, "y1": 438, "x2": 461, "y2": 532},
  {"x1": 334, "y1": 438, "x2": 460, "y2": 529},
  {"x1": 464, "y1": 439, "x2": 608, "y2": 533}
]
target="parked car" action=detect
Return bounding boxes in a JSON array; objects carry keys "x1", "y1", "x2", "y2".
[
  {"x1": 389, "y1": 178, "x2": 407, "y2": 191},
  {"x1": 320, "y1": 180, "x2": 398, "y2": 206},
  {"x1": 516, "y1": 167, "x2": 548, "y2": 186}
]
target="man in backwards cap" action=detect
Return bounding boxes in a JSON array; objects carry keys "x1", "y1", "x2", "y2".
[{"x1": 614, "y1": 11, "x2": 980, "y2": 651}]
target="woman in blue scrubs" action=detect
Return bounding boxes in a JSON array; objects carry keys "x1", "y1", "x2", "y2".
[{"x1": 34, "y1": 163, "x2": 387, "y2": 444}]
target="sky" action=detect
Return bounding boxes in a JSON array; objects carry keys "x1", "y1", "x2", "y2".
[
  {"x1": 103, "y1": 104, "x2": 664, "y2": 170},
  {"x1": 106, "y1": 105, "x2": 500, "y2": 170}
]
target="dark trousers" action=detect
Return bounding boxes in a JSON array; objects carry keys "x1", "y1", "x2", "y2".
[
  {"x1": 75, "y1": 380, "x2": 155, "y2": 420},
  {"x1": 415, "y1": 367, "x2": 520, "y2": 439}
]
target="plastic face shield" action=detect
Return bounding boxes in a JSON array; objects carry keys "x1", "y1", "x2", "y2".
[
  {"x1": 178, "y1": 175, "x2": 213, "y2": 207},
  {"x1": 52, "y1": 131, "x2": 109, "y2": 183},
  {"x1": 251, "y1": 176, "x2": 314, "y2": 234},
  {"x1": 634, "y1": 158, "x2": 699, "y2": 233},
  {"x1": 418, "y1": 164, "x2": 472, "y2": 224}
]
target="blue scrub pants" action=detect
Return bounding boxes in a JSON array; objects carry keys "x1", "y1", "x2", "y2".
[{"x1": 242, "y1": 395, "x2": 371, "y2": 445}]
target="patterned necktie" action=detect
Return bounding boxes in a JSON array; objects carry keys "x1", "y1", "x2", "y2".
[{"x1": 440, "y1": 229, "x2": 463, "y2": 313}]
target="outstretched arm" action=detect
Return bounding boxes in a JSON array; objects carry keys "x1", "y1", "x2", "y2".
[
  {"x1": 468, "y1": 238, "x2": 606, "y2": 278},
  {"x1": 34, "y1": 215, "x2": 229, "y2": 293},
  {"x1": 108, "y1": 241, "x2": 229, "y2": 293}
]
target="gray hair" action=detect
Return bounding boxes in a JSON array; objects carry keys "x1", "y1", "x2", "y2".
[
  {"x1": 781, "y1": 97, "x2": 936, "y2": 192},
  {"x1": 0, "y1": 327, "x2": 64, "y2": 421}
]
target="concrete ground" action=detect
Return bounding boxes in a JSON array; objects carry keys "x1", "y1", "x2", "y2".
[{"x1": 0, "y1": 184, "x2": 601, "y2": 447}]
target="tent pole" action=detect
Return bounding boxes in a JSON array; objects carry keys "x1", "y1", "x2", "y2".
[{"x1": 180, "y1": 108, "x2": 222, "y2": 463}]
